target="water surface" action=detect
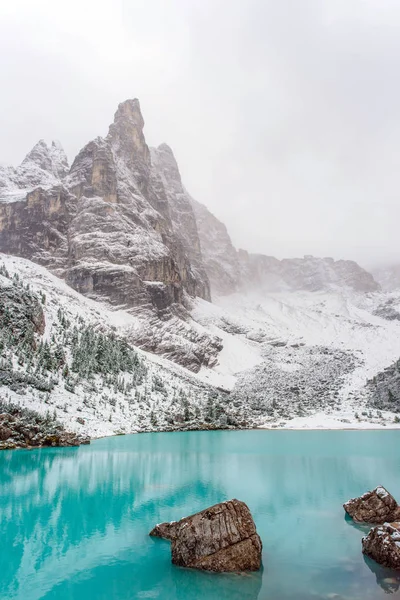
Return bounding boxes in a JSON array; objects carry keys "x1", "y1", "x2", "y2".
[{"x1": 1, "y1": 430, "x2": 400, "y2": 599}]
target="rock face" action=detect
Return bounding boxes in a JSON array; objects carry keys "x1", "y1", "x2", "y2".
[
  {"x1": 0, "y1": 100, "x2": 219, "y2": 370},
  {"x1": 0, "y1": 100, "x2": 210, "y2": 313},
  {"x1": 344, "y1": 487, "x2": 400, "y2": 524},
  {"x1": 362, "y1": 522, "x2": 400, "y2": 570},
  {"x1": 191, "y1": 199, "x2": 240, "y2": 296},
  {"x1": 149, "y1": 499, "x2": 262, "y2": 572}
]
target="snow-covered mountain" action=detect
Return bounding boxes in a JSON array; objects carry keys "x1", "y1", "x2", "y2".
[
  {"x1": 1, "y1": 253, "x2": 399, "y2": 439},
  {"x1": 0, "y1": 100, "x2": 219, "y2": 371},
  {"x1": 0, "y1": 98, "x2": 398, "y2": 437},
  {"x1": 0, "y1": 255, "x2": 231, "y2": 439},
  {"x1": 0, "y1": 139, "x2": 69, "y2": 202}
]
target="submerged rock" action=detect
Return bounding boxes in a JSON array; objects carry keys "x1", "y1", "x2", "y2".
[
  {"x1": 149, "y1": 499, "x2": 262, "y2": 572},
  {"x1": 344, "y1": 486, "x2": 400, "y2": 523},
  {"x1": 362, "y1": 522, "x2": 400, "y2": 570}
]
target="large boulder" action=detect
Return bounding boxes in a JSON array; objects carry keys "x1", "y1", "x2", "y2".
[
  {"x1": 362, "y1": 522, "x2": 400, "y2": 570},
  {"x1": 344, "y1": 486, "x2": 400, "y2": 523},
  {"x1": 149, "y1": 499, "x2": 262, "y2": 572}
]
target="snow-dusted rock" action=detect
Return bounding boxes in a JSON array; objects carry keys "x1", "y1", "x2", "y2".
[
  {"x1": 0, "y1": 100, "x2": 211, "y2": 314},
  {"x1": 344, "y1": 487, "x2": 400, "y2": 524},
  {"x1": 0, "y1": 140, "x2": 68, "y2": 203},
  {"x1": 362, "y1": 522, "x2": 400, "y2": 570},
  {"x1": 191, "y1": 198, "x2": 240, "y2": 297},
  {"x1": 150, "y1": 499, "x2": 262, "y2": 572},
  {"x1": 0, "y1": 100, "x2": 217, "y2": 368}
]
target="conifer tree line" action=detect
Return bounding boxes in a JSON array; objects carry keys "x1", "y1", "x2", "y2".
[{"x1": 0, "y1": 263, "x2": 234, "y2": 431}]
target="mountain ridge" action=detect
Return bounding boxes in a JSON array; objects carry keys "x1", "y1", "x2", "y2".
[{"x1": 0, "y1": 98, "x2": 381, "y2": 377}]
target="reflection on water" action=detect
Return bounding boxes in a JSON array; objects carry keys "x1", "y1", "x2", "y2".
[
  {"x1": 364, "y1": 556, "x2": 400, "y2": 595},
  {"x1": 1, "y1": 430, "x2": 400, "y2": 600}
]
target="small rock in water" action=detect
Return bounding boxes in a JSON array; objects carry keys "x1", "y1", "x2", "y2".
[
  {"x1": 343, "y1": 486, "x2": 400, "y2": 523},
  {"x1": 149, "y1": 499, "x2": 262, "y2": 572},
  {"x1": 362, "y1": 522, "x2": 400, "y2": 570}
]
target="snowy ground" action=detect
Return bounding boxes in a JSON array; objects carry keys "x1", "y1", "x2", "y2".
[
  {"x1": 0, "y1": 255, "x2": 226, "y2": 438},
  {"x1": 2, "y1": 254, "x2": 400, "y2": 435},
  {"x1": 193, "y1": 289, "x2": 400, "y2": 429}
]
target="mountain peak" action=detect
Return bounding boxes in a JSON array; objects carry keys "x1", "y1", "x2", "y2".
[
  {"x1": 21, "y1": 139, "x2": 69, "y2": 179},
  {"x1": 111, "y1": 98, "x2": 144, "y2": 129},
  {"x1": 107, "y1": 98, "x2": 150, "y2": 172},
  {"x1": 22, "y1": 139, "x2": 52, "y2": 171}
]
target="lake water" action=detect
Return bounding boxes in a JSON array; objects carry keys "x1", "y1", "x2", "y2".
[{"x1": 1, "y1": 430, "x2": 400, "y2": 600}]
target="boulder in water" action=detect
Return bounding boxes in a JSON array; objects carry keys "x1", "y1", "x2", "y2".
[
  {"x1": 362, "y1": 522, "x2": 400, "y2": 570},
  {"x1": 149, "y1": 499, "x2": 262, "y2": 572},
  {"x1": 344, "y1": 486, "x2": 400, "y2": 523}
]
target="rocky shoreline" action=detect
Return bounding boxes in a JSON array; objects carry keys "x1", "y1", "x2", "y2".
[{"x1": 0, "y1": 400, "x2": 90, "y2": 450}]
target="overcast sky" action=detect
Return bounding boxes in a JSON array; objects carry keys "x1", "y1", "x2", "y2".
[{"x1": 1, "y1": 0, "x2": 400, "y2": 267}]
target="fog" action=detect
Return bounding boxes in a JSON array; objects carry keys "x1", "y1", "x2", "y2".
[{"x1": 1, "y1": 0, "x2": 399, "y2": 268}]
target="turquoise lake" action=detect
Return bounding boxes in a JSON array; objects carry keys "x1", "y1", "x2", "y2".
[{"x1": 1, "y1": 430, "x2": 400, "y2": 600}]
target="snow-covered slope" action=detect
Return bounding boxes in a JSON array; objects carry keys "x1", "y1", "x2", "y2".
[
  {"x1": 192, "y1": 289, "x2": 400, "y2": 429},
  {"x1": 0, "y1": 254, "x2": 231, "y2": 439},
  {"x1": 0, "y1": 97, "x2": 396, "y2": 435},
  {"x1": 1, "y1": 253, "x2": 400, "y2": 436}
]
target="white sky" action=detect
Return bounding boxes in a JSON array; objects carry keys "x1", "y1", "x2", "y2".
[{"x1": 1, "y1": 0, "x2": 400, "y2": 267}]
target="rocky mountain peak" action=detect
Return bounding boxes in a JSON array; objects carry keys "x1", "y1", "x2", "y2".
[
  {"x1": 21, "y1": 139, "x2": 69, "y2": 179},
  {"x1": 49, "y1": 140, "x2": 69, "y2": 178},
  {"x1": 107, "y1": 98, "x2": 150, "y2": 176},
  {"x1": 22, "y1": 139, "x2": 50, "y2": 170},
  {"x1": 112, "y1": 98, "x2": 144, "y2": 129}
]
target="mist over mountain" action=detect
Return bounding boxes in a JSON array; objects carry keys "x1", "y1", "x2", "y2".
[{"x1": 0, "y1": 98, "x2": 399, "y2": 439}]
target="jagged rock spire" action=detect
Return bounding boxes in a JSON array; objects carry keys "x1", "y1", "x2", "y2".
[
  {"x1": 107, "y1": 99, "x2": 150, "y2": 172},
  {"x1": 22, "y1": 139, "x2": 69, "y2": 179}
]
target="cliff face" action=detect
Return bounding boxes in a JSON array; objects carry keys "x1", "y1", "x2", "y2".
[
  {"x1": 0, "y1": 100, "x2": 210, "y2": 313},
  {"x1": 192, "y1": 200, "x2": 379, "y2": 295},
  {"x1": 191, "y1": 198, "x2": 240, "y2": 296}
]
